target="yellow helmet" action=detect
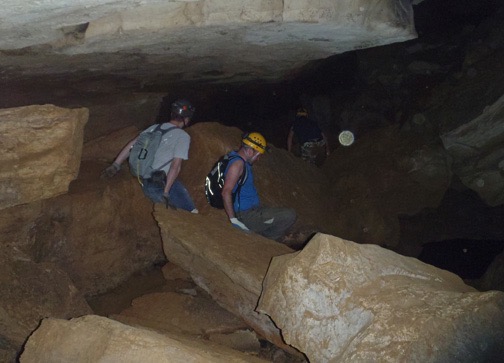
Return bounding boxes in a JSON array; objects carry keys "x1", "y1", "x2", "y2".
[
  {"x1": 242, "y1": 132, "x2": 268, "y2": 154},
  {"x1": 296, "y1": 108, "x2": 308, "y2": 117}
]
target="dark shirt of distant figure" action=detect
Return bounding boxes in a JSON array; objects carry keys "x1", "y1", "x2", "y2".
[{"x1": 291, "y1": 114, "x2": 324, "y2": 145}]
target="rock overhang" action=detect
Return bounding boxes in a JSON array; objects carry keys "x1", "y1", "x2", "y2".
[{"x1": 0, "y1": 0, "x2": 417, "y2": 86}]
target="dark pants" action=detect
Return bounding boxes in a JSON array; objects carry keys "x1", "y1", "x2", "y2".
[
  {"x1": 237, "y1": 206, "x2": 296, "y2": 241},
  {"x1": 301, "y1": 139, "x2": 326, "y2": 165}
]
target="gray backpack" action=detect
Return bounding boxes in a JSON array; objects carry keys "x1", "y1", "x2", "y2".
[{"x1": 129, "y1": 124, "x2": 176, "y2": 179}]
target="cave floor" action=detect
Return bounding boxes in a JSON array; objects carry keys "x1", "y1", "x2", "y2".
[{"x1": 86, "y1": 264, "x2": 306, "y2": 363}]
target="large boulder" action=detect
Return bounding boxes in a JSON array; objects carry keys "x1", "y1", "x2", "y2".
[
  {"x1": 30, "y1": 161, "x2": 164, "y2": 296},
  {"x1": 20, "y1": 315, "x2": 268, "y2": 363},
  {"x1": 0, "y1": 121, "x2": 161, "y2": 297},
  {"x1": 81, "y1": 125, "x2": 140, "y2": 161},
  {"x1": 156, "y1": 207, "x2": 298, "y2": 354},
  {"x1": 0, "y1": 202, "x2": 42, "y2": 248},
  {"x1": 0, "y1": 104, "x2": 88, "y2": 210},
  {"x1": 257, "y1": 233, "x2": 504, "y2": 362},
  {"x1": 441, "y1": 93, "x2": 504, "y2": 207},
  {"x1": 0, "y1": 248, "x2": 92, "y2": 361}
]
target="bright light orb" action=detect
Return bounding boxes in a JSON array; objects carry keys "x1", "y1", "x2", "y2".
[{"x1": 338, "y1": 130, "x2": 354, "y2": 146}]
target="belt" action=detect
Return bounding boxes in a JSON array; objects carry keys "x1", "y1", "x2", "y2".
[{"x1": 303, "y1": 139, "x2": 324, "y2": 145}]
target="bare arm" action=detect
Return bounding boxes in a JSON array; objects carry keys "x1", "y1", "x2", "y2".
[
  {"x1": 163, "y1": 157, "x2": 183, "y2": 195},
  {"x1": 221, "y1": 160, "x2": 244, "y2": 220},
  {"x1": 322, "y1": 132, "x2": 330, "y2": 155},
  {"x1": 287, "y1": 128, "x2": 294, "y2": 152},
  {"x1": 113, "y1": 137, "x2": 138, "y2": 165}
]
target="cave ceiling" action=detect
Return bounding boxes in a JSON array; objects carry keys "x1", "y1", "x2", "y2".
[{"x1": 0, "y1": 0, "x2": 417, "y2": 92}]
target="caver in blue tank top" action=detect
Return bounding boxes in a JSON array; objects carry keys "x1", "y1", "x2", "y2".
[{"x1": 225, "y1": 151, "x2": 260, "y2": 212}]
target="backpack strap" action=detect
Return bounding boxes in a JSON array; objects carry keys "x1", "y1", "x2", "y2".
[
  {"x1": 227, "y1": 155, "x2": 248, "y2": 185},
  {"x1": 226, "y1": 154, "x2": 248, "y2": 212}
]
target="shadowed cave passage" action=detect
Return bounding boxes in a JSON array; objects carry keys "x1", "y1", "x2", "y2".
[{"x1": 419, "y1": 239, "x2": 504, "y2": 280}]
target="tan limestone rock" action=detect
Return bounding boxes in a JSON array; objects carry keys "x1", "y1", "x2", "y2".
[
  {"x1": 257, "y1": 233, "x2": 504, "y2": 362},
  {"x1": 0, "y1": 247, "x2": 92, "y2": 360},
  {"x1": 81, "y1": 125, "x2": 140, "y2": 161},
  {"x1": 161, "y1": 261, "x2": 192, "y2": 281},
  {"x1": 20, "y1": 315, "x2": 268, "y2": 363},
  {"x1": 82, "y1": 93, "x2": 163, "y2": 142},
  {"x1": 111, "y1": 291, "x2": 248, "y2": 336},
  {"x1": 156, "y1": 206, "x2": 298, "y2": 354},
  {"x1": 209, "y1": 330, "x2": 261, "y2": 354},
  {"x1": 1, "y1": 1, "x2": 416, "y2": 85},
  {"x1": 0, "y1": 104, "x2": 88, "y2": 210},
  {"x1": 31, "y1": 161, "x2": 164, "y2": 296},
  {"x1": 0, "y1": 201, "x2": 42, "y2": 248}
]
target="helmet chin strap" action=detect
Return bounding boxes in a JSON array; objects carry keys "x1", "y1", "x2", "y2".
[
  {"x1": 249, "y1": 149, "x2": 261, "y2": 164},
  {"x1": 181, "y1": 117, "x2": 190, "y2": 129}
]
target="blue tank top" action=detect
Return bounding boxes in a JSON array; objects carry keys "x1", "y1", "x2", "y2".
[{"x1": 225, "y1": 151, "x2": 260, "y2": 212}]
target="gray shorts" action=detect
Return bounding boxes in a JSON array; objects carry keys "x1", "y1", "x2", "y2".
[{"x1": 237, "y1": 206, "x2": 296, "y2": 241}]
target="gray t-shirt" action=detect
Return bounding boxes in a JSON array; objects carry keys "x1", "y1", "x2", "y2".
[{"x1": 145, "y1": 123, "x2": 190, "y2": 174}]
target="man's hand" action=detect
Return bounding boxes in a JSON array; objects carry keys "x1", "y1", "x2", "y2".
[
  {"x1": 101, "y1": 162, "x2": 121, "y2": 179},
  {"x1": 162, "y1": 192, "x2": 177, "y2": 210},
  {"x1": 230, "y1": 217, "x2": 250, "y2": 232}
]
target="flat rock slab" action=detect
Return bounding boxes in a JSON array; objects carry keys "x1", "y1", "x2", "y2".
[
  {"x1": 257, "y1": 233, "x2": 504, "y2": 362},
  {"x1": 20, "y1": 315, "x2": 268, "y2": 363},
  {"x1": 111, "y1": 291, "x2": 248, "y2": 336},
  {"x1": 156, "y1": 206, "x2": 297, "y2": 353}
]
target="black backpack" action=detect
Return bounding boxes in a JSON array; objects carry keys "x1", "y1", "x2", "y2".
[{"x1": 205, "y1": 154, "x2": 247, "y2": 209}]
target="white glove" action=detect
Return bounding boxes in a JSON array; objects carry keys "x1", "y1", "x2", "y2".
[{"x1": 230, "y1": 217, "x2": 250, "y2": 231}]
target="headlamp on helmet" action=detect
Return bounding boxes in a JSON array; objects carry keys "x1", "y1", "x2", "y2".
[
  {"x1": 296, "y1": 108, "x2": 308, "y2": 117},
  {"x1": 171, "y1": 99, "x2": 195, "y2": 118}
]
